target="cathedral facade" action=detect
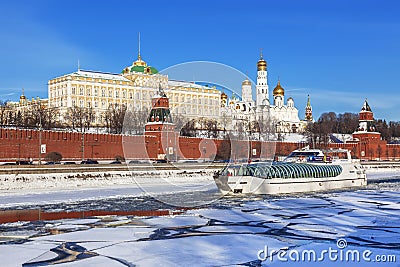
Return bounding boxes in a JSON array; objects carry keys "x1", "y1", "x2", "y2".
[{"x1": 221, "y1": 51, "x2": 310, "y2": 134}]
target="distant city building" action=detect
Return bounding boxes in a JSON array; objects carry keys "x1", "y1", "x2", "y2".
[
  {"x1": 1, "y1": 89, "x2": 48, "y2": 126},
  {"x1": 6, "y1": 89, "x2": 48, "y2": 111}
]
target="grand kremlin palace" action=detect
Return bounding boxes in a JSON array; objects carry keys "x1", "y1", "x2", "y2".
[{"x1": 47, "y1": 52, "x2": 222, "y2": 125}]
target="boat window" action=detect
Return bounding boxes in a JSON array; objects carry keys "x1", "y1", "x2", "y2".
[
  {"x1": 288, "y1": 151, "x2": 320, "y2": 157},
  {"x1": 224, "y1": 163, "x2": 343, "y2": 179}
]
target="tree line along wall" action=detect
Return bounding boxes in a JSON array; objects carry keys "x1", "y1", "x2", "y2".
[{"x1": 1, "y1": 128, "x2": 400, "y2": 161}]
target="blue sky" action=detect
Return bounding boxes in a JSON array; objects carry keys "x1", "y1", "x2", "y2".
[{"x1": 0, "y1": 0, "x2": 399, "y2": 121}]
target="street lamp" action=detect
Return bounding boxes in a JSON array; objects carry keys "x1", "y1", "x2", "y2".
[
  {"x1": 81, "y1": 131, "x2": 85, "y2": 161},
  {"x1": 37, "y1": 102, "x2": 43, "y2": 165}
]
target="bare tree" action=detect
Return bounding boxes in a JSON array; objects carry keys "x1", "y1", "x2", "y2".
[
  {"x1": 181, "y1": 119, "x2": 196, "y2": 137},
  {"x1": 172, "y1": 114, "x2": 186, "y2": 133},
  {"x1": 27, "y1": 104, "x2": 59, "y2": 130},
  {"x1": 234, "y1": 120, "x2": 246, "y2": 140},
  {"x1": 205, "y1": 119, "x2": 218, "y2": 138},
  {"x1": 103, "y1": 104, "x2": 126, "y2": 134},
  {"x1": 64, "y1": 106, "x2": 95, "y2": 132}
]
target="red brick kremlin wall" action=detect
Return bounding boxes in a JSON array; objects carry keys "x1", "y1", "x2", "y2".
[{"x1": 1, "y1": 128, "x2": 400, "y2": 162}]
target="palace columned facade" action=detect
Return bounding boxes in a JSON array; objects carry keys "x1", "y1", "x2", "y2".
[{"x1": 48, "y1": 52, "x2": 221, "y2": 126}]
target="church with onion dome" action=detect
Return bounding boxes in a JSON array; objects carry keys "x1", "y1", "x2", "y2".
[{"x1": 221, "y1": 50, "x2": 309, "y2": 134}]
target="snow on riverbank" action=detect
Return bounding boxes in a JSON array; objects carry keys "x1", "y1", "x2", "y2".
[
  {"x1": 0, "y1": 169, "x2": 215, "y2": 191},
  {"x1": 0, "y1": 169, "x2": 217, "y2": 208}
]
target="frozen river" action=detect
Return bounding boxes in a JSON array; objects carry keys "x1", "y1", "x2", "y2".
[{"x1": 0, "y1": 170, "x2": 399, "y2": 266}]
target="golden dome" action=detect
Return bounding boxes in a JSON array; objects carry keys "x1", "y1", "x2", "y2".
[
  {"x1": 221, "y1": 92, "x2": 228, "y2": 99},
  {"x1": 257, "y1": 58, "x2": 267, "y2": 71},
  {"x1": 133, "y1": 54, "x2": 147, "y2": 67},
  {"x1": 242, "y1": 77, "x2": 251, "y2": 86},
  {"x1": 273, "y1": 80, "x2": 285, "y2": 96},
  {"x1": 20, "y1": 88, "x2": 26, "y2": 101},
  {"x1": 257, "y1": 49, "x2": 267, "y2": 71}
]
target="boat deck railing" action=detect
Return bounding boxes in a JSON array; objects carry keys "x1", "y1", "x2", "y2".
[{"x1": 223, "y1": 163, "x2": 343, "y2": 179}]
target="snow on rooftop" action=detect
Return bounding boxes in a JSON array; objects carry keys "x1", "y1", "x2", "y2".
[
  {"x1": 72, "y1": 70, "x2": 131, "y2": 81},
  {"x1": 168, "y1": 80, "x2": 219, "y2": 91},
  {"x1": 282, "y1": 133, "x2": 308, "y2": 143}
]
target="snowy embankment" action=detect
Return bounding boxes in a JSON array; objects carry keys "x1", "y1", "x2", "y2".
[
  {"x1": 0, "y1": 169, "x2": 215, "y2": 194},
  {"x1": 364, "y1": 165, "x2": 400, "y2": 182},
  {"x1": 0, "y1": 167, "x2": 219, "y2": 208}
]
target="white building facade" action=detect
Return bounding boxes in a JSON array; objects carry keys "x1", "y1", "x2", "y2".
[
  {"x1": 48, "y1": 52, "x2": 221, "y2": 126},
  {"x1": 221, "y1": 51, "x2": 307, "y2": 134}
]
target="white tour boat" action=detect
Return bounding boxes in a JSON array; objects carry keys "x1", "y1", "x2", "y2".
[{"x1": 214, "y1": 147, "x2": 367, "y2": 194}]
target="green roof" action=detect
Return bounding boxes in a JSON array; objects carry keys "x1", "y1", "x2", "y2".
[{"x1": 128, "y1": 65, "x2": 159, "y2": 74}]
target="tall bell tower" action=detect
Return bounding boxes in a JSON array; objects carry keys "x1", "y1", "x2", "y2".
[
  {"x1": 305, "y1": 95, "x2": 313, "y2": 121},
  {"x1": 256, "y1": 49, "x2": 269, "y2": 106}
]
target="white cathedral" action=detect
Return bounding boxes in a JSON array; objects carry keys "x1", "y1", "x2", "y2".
[{"x1": 221, "y1": 51, "x2": 310, "y2": 134}]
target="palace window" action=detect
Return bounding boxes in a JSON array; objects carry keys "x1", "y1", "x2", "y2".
[
  {"x1": 129, "y1": 92, "x2": 133, "y2": 99},
  {"x1": 79, "y1": 100, "x2": 84, "y2": 107},
  {"x1": 102, "y1": 89, "x2": 106, "y2": 97},
  {"x1": 94, "y1": 89, "x2": 98, "y2": 96},
  {"x1": 87, "y1": 89, "x2": 91, "y2": 96},
  {"x1": 94, "y1": 101, "x2": 98, "y2": 108},
  {"x1": 79, "y1": 87, "x2": 84, "y2": 95},
  {"x1": 109, "y1": 90, "x2": 112, "y2": 97},
  {"x1": 116, "y1": 90, "x2": 119, "y2": 98},
  {"x1": 122, "y1": 91, "x2": 126, "y2": 98},
  {"x1": 72, "y1": 87, "x2": 76, "y2": 95}
]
